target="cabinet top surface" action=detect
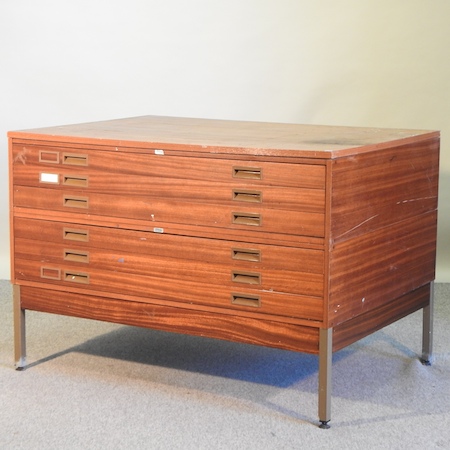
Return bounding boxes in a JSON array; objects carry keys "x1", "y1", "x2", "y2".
[{"x1": 8, "y1": 115, "x2": 439, "y2": 158}]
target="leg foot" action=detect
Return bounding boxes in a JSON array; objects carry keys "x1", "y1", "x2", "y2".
[
  {"x1": 319, "y1": 420, "x2": 330, "y2": 429},
  {"x1": 318, "y1": 328, "x2": 332, "y2": 427}
]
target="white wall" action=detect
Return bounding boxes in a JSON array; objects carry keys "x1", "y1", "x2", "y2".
[{"x1": 1, "y1": 0, "x2": 449, "y2": 280}]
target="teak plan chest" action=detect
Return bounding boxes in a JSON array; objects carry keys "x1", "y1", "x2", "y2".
[{"x1": 8, "y1": 116, "x2": 440, "y2": 427}]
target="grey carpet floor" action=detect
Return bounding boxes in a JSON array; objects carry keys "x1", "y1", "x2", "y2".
[{"x1": 0, "y1": 281, "x2": 449, "y2": 449}]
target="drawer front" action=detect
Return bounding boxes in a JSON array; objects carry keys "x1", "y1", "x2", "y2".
[
  {"x1": 13, "y1": 186, "x2": 325, "y2": 237},
  {"x1": 13, "y1": 218, "x2": 324, "y2": 321},
  {"x1": 14, "y1": 217, "x2": 325, "y2": 274},
  {"x1": 13, "y1": 144, "x2": 326, "y2": 189},
  {"x1": 15, "y1": 240, "x2": 324, "y2": 297},
  {"x1": 14, "y1": 165, "x2": 324, "y2": 213},
  {"x1": 15, "y1": 258, "x2": 323, "y2": 321}
]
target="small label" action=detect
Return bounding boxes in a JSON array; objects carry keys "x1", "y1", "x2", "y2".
[
  {"x1": 153, "y1": 227, "x2": 164, "y2": 233},
  {"x1": 154, "y1": 149, "x2": 165, "y2": 155},
  {"x1": 40, "y1": 172, "x2": 59, "y2": 184}
]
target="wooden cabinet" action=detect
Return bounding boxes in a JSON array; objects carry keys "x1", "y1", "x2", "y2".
[{"x1": 8, "y1": 116, "x2": 440, "y2": 427}]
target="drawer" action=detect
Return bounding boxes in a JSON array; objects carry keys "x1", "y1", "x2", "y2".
[
  {"x1": 14, "y1": 258, "x2": 323, "y2": 321},
  {"x1": 15, "y1": 239, "x2": 324, "y2": 297},
  {"x1": 14, "y1": 217, "x2": 325, "y2": 274},
  {"x1": 13, "y1": 186, "x2": 325, "y2": 237},
  {"x1": 13, "y1": 164, "x2": 324, "y2": 212},
  {"x1": 12, "y1": 144, "x2": 326, "y2": 189}
]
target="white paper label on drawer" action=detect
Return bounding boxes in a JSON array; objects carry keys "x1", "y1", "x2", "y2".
[
  {"x1": 153, "y1": 227, "x2": 164, "y2": 233},
  {"x1": 154, "y1": 149, "x2": 165, "y2": 155},
  {"x1": 39, "y1": 172, "x2": 59, "y2": 184}
]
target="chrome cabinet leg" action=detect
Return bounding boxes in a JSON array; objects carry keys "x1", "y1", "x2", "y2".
[
  {"x1": 13, "y1": 285, "x2": 26, "y2": 370},
  {"x1": 421, "y1": 281, "x2": 434, "y2": 366},
  {"x1": 318, "y1": 327, "x2": 332, "y2": 429}
]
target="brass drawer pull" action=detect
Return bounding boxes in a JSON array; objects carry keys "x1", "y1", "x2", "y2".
[
  {"x1": 63, "y1": 175, "x2": 88, "y2": 187},
  {"x1": 231, "y1": 293, "x2": 261, "y2": 308},
  {"x1": 232, "y1": 212, "x2": 261, "y2": 226},
  {"x1": 63, "y1": 195, "x2": 89, "y2": 209},
  {"x1": 63, "y1": 153, "x2": 88, "y2": 166},
  {"x1": 63, "y1": 227, "x2": 89, "y2": 242},
  {"x1": 40, "y1": 267, "x2": 61, "y2": 280},
  {"x1": 39, "y1": 150, "x2": 59, "y2": 164},
  {"x1": 232, "y1": 190, "x2": 262, "y2": 203},
  {"x1": 64, "y1": 271, "x2": 89, "y2": 284},
  {"x1": 232, "y1": 248, "x2": 261, "y2": 262},
  {"x1": 64, "y1": 250, "x2": 89, "y2": 263},
  {"x1": 232, "y1": 271, "x2": 261, "y2": 285},
  {"x1": 233, "y1": 166, "x2": 262, "y2": 180}
]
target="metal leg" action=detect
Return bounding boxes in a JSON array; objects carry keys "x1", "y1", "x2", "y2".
[
  {"x1": 318, "y1": 327, "x2": 332, "y2": 429},
  {"x1": 421, "y1": 281, "x2": 434, "y2": 366},
  {"x1": 13, "y1": 285, "x2": 27, "y2": 370}
]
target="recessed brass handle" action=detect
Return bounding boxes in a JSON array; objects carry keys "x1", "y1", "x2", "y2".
[
  {"x1": 63, "y1": 153, "x2": 88, "y2": 166},
  {"x1": 232, "y1": 248, "x2": 261, "y2": 262},
  {"x1": 232, "y1": 190, "x2": 262, "y2": 203},
  {"x1": 64, "y1": 271, "x2": 89, "y2": 284},
  {"x1": 231, "y1": 293, "x2": 261, "y2": 308},
  {"x1": 232, "y1": 212, "x2": 261, "y2": 226},
  {"x1": 64, "y1": 250, "x2": 89, "y2": 263},
  {"x1": 232, "y1": 271, "x2": 261, "y2": 285},
  {"x1": 63, "y1": 228, "x2": 89, "y2": 242},
  {"x1": 233, "y1": 166, "x2": 262, "y2": 180},
  {"x1": 63, "y1": 195, "x2": 89, "y2": 209},
  {"x1": 63, "y1": 175, "x2": 88, "y2": 187}
]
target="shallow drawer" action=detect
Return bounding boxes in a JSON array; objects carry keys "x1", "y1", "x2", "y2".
[
  {"x1": 13, "y1": 163, "x2": 324, "y2": 212},
  {"x1": 12, "y1": 144, "x2": 326, "y2": 189},
  {"x1": 14, "y1": 258, "x2": 324, "y2": 321},
  {"x1": 14, "y1": 217, "x2": 325, "y2": 274},
  {"x1": 15, "y1": 238, "x2": 324, "y2": 297},
  {"x1": 13, "y1": 186, "x2": 325, "y2": 237}
]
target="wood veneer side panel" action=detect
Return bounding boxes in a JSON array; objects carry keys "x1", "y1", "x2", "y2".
[
  {"x1": 332, "y1": 284, "x2": 430, "y2": 351},
  {"x1": 20, "y1": 286, "x2": 320, "y2": 354},
  {"x1": 329, "y1": 137, "x2": 440, "y2": 243},
  {"x1": 328, "y1": 212, "x2": 437, "y2": 327}
]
